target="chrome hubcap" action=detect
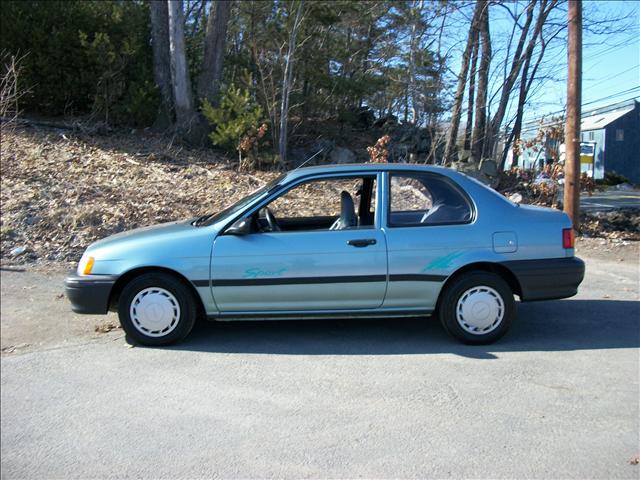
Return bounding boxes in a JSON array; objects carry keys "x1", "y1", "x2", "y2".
[
  {"x1": 456, "y1": 286, "x2": 504, "y2": 335},
  {"x1": 130, "y1": 287, "x2": 180, "y2": 337}
]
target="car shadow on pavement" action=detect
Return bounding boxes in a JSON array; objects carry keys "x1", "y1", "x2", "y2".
[{"x1": 167, "y1": 299, "x2": 639, "y2": 359}]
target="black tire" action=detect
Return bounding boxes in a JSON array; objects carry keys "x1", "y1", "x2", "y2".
[
  {"x1": 118, "y1": 272, "x2": 197, "y2": 346},
  {"x1": 438, "y1": 271, "x2": 515, "y2": 345}
]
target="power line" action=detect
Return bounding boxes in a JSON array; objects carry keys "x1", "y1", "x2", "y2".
[
  {"x1": 584, "y1": 64, "x2": 640, "y2": 91},
  {"x1": 582, "y1": 88, "x2": 640, "y2": 107},
  {"x1": 522, "y1": 89, "x2": 640, "y2": 126}
]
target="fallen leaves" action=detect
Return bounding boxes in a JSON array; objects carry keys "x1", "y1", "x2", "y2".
[
  {"x1": 1, "y1": 125, "x2": 637, "y2": 268},
  {"x1": 1, "y1": 126, "x2": 279, "y2": 265},
  {"x1": 94, "y1": 321, "x2": 121, "y2": 334},
  {"x1": 580, "y1": 208, "x2": 640, "y2": 241}
]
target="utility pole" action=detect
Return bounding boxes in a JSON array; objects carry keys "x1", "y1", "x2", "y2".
[{"x1": 563, "y1": 0, "x2": 582, "y2": 230}]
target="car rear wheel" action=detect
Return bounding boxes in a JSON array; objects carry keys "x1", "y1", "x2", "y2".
[
  {"x1": 438, "y1": 272, "x2": 515, "y2": 345},
  {"x1": 118, "y1": 273, "x2": 197, "y2": 346}
]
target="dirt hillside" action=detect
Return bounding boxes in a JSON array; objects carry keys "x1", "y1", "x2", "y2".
[
  {"x1": 1, "y1": 125, "x2": 637, "y2": 267},
  {"x1": 1, "y1": 126, "x2": 278, "y2": 265}
]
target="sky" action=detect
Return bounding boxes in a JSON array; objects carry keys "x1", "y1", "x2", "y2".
[
  {"x1": 442, "y1": 0, "x2": 640, "y2": 125},
  {"x1": 524, "y1": 0, "x2": 640, "y2": 120}
]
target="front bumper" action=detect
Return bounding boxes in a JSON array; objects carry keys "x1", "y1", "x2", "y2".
[
  {"x1": 501, "y1": 257, "x2": 585, "y2": 301},
  {"x1": 64, "y1": 273, "x2": 119, "y2": 314}
]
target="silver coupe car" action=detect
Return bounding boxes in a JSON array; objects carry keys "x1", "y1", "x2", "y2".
[{"x1": 65, "y1": 164, "x2": 585, "y2": 346}]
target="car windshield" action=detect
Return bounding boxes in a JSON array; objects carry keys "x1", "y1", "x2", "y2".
[{"x1": 196, "y1": 174, "x2": 286, "y2": 227}]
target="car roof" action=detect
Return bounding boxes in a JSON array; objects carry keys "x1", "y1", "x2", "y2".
[{"x1": 284, "y1": 163, "x2": 460, "y2": 181}]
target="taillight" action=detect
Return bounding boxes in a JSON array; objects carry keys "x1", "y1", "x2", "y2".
[{"x1": 563, "y1": 228, "x2": 575, "y2": 249}]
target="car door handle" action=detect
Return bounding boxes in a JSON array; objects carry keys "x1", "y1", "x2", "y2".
[{"x1": 347, "y1": 238, "x2": 377, "y2": 248}]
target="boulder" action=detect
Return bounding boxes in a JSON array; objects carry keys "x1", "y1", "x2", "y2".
[
  {"x1": 329, "y1": 147, "x2": 357, "y2": 164},
  {"x1": 450, "y1": 161, "x2": 500, "y2": 189},
  {"x1": 355, "y1": 107, "x2": 375, "y2": 128},
  {"x1": 479, "y1": 159, "x2": 498, "y2": 177},
  {"x1": 457, "y1": 150, "x2": 472, "y2": 162},
  {"x1": 373, "y1": 115, "x2": 399, "y2": 128}
]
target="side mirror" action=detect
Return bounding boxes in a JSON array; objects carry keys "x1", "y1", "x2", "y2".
[{"x1": 225, "y1": 217, "x2": 251, "y2": 236}]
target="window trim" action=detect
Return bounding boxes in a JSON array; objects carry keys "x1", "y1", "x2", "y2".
[
  {"x1": 223, "y1": 172, "x2": 382, "y2": 235},
  {"x1": 385, "y1": 171, "x2": 475, "y2": 228}
]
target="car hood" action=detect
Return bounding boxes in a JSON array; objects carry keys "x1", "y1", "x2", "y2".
[
  {"x1": 86, "y1": 218, "x2": 217, "y2": 259},
  {"x1": 91, "y1": 218, "x2": 194, "y2": 246}
]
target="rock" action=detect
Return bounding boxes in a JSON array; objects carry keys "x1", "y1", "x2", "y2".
[
  {"x1": 354, "y1": 107, "x2": 375, "y2": 128},
  {"x1": 457, "y1": 150, "x2": 472, "y2": 162},
  {"x1": 337, "y1": 107, "x2": 375, "y2": 129},
  {"x1": 10, "y1": 246, "x2": 27, "y2": 256},
  {"x1": 288, "y1": 148, "x2": 311, "y2": 167},
  {"x1": 373, "y1": 115, "x2": 398, "y2": 128},
  {"x1": 451, "y1": 159, "x2": 500, "y2": 188},
  {"x1": 313, "y1": 139, "x2": 335, "y2": 158},
  {"x1": 416, "y1": 135, "x2": 430, "y2": 154},
  {"x1": 329, "y1": 147, "x2": 356, "y2": 164},
  {"x1": 508, "y1": 193, "x2": 523, "y2": 203},
  {"x1": 479, "y1": 159, "x2": 498, "y2": 177}
]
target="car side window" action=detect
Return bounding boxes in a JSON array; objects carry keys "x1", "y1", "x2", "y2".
[
  {"x1": 259, "y1": 176, "x2": 377, "y2": 232},
  {"x1": 269, "y1": 178, "x2": 360, "y2": 219},
  {"x1": 388, "y1": 173, "x2": 472, "y2": 227}
]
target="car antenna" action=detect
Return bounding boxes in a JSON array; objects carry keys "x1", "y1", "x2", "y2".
[{"x1": 291, "y1": 148, "x2": 324, "y2": 172}]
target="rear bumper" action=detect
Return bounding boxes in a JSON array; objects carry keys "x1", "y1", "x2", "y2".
[
  {"x1": 501, "y1": 257, "x2": 585, "y2": 301},
  {"x1": 64, "y1": 273, "x2": 119, "y2": 314}
]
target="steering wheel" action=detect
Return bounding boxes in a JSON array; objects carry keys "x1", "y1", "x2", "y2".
[{"x1": 264, "y1": 207, "x2": 281, "y2": 232}]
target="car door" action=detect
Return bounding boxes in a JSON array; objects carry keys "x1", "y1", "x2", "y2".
[
  {"x1": 382, "y1": 171, "x2": 476, "y2": 311},
  {"x1": 210, "y1": 173, "x2": 388, "y2": 313}
]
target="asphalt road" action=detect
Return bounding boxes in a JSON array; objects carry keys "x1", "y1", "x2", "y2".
[
  {"x1": 1, "y1": 251, "x2": 639, "y2": 479},
  {"x1": 581, "y1": 189, "x2": 640, "y2": 212}
]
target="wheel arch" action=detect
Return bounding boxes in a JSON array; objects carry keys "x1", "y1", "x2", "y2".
[
  {"x1": 439, "y1": 262, "x2": 522, "y2": 305},
  {"x1": 108, "y1": 266, "x2": 206, "y2": 317}
]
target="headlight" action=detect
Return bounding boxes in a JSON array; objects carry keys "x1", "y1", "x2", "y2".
[{"x1": 77, "y1": 254, "x2": 95, "y2": 276}]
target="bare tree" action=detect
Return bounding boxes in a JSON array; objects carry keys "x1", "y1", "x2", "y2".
[
  {"x1": 198, "y1": 0, "x2": 232, "y2": 106},
  {"x1": 0, "y1": 51, "x2": 28, "y2": 129},
  {"x1": 482, "y1": 0, "x2": 557, "y2": 160},
  {"x1": 502, "y1": 22, "x2": 562, "y2": 169},
  {"x1": 408, "y1": 0, "x2": 424, "y2": 124},
  {"x1": 470, "y1": 2, "x2": 491, "y2": 162},
  {"x1": 150, "y1": 1, "x2": 173, "y2": 128},
  {"x1": 442, "y1": 2, "x2": 482, "y2": 164},
  {"x1": 463, "y1": 39, "x2": 479, "y2": 152},
  {"x1": 278, "y1": 0, "x2": 305, "y2": 166},
  {"x1": 167, "y1": 0, "x2": 196, "y2": 134}
]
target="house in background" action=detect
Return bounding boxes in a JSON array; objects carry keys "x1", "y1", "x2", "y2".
[
  {"x1": 580, "y1": 99, "x2": 639, "y2": 183},
  {"x1": 505, "y1": 98, "x2": 639, "y2": 184}
]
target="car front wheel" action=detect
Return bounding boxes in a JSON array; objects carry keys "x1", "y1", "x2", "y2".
[
  {"x1": 438, "y1": 272, "x2": 515, "y2": 345},
  {"x1": 118, "y1": 272, "x2": 197, "y2": 346}
]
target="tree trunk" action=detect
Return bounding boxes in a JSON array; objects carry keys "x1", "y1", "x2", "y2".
[
  {"x1": 150, "y1": 0, "x2": 173, "y2": 128},
  {"x1": 408, "y1": 0, "x2": 424, "y2": 125},
  {"x1": 503, "y1": 63, "x2": 530, "y2": 169},
  {"x1": 442, "y1": 2, "x2": 482, "y2": 164},
  {"x1": 167, "y1": 0, "x2": 196, "y2": 134},
  {"x1": 471, "y1": 2, "x2": 491, "y2": 163},
  {"x1": 278, "y1": 0, "x2": 304, "y2": 167},
  {"x1": 483, "y1": 0, "x2": 554, "y2": 159},
  {"x1": 502, "y1": 30, "x2": 550, "y2": 170},
  {"x1": 463, "y1": 39, "x2": 479, "y2": 152},
  {"x1": 197, "y1": 0, "x2": 232, "y2": 107},
  {"x1": 481, "y1": 0, "x2": 536, "y2": 159}
]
